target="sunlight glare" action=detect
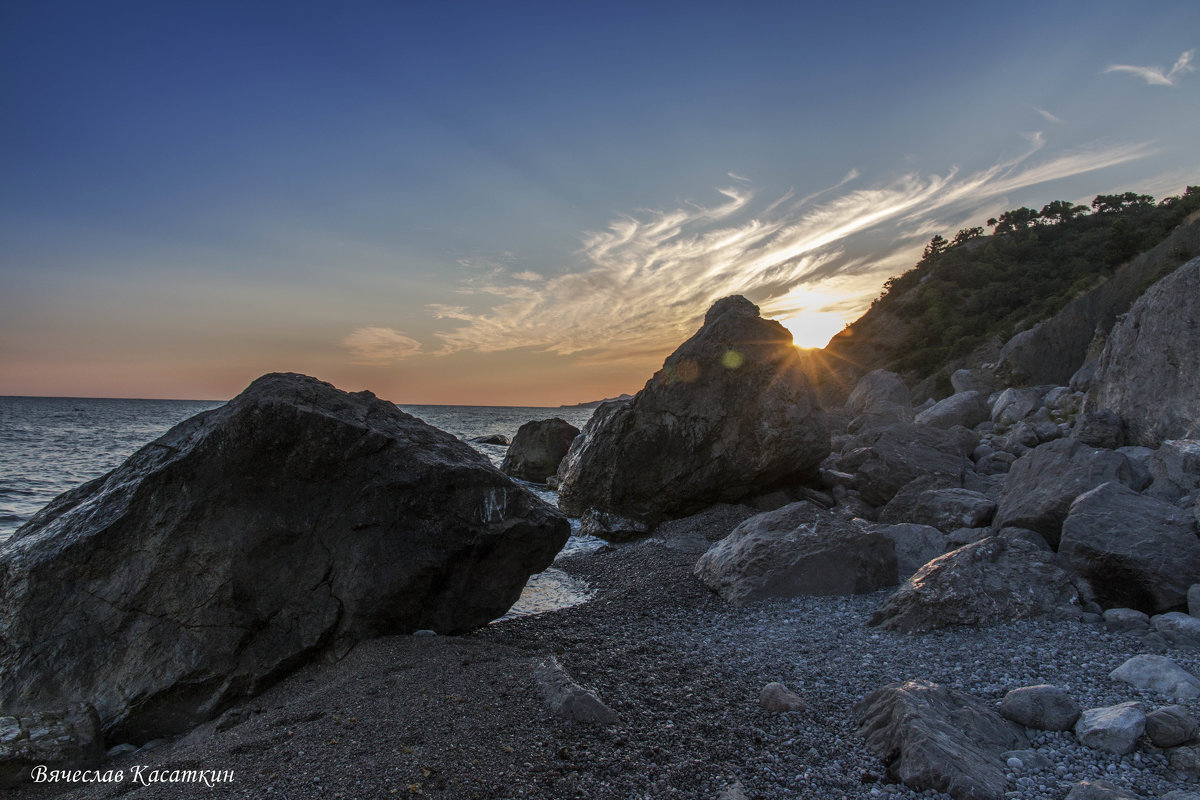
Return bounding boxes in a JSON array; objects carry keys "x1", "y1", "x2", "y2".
[{"x1": 780, "y1": 312, "x2": 846, "y2": 350}]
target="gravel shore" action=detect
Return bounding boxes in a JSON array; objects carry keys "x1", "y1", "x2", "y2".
[{"x1": 9, "y1": 504, "x2": 1200, "y2": 800}]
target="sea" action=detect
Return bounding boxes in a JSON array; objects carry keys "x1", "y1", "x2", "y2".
[{"x1": 0, "y1": 396, "x2": 601, "y2": 620}]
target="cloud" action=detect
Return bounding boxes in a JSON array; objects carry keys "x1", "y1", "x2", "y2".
[
  {"x1": 342, "y1": 327, "x2": 422, "y2": 365},
  {"x1": 1103, "y1": 49, "x2": 1195, "y2": 86},
  {"x1": 1035, "y1": 107, "x2": 1065, "y2": 125},
  {"x1": 431, "y1": 137, "x2": 1154, "y2": 364}
]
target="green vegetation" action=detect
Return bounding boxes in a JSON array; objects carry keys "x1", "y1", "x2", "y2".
[{"x1": 865, "y1": 186, "x2": 1200, "y2": 382}]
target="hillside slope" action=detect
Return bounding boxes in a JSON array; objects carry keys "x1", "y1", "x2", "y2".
[{"x1": 806, "y1": 188, "x2": 1200, "y2": 405}]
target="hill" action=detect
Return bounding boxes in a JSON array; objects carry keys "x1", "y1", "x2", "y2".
[{"x1": 806, "y1": 187, "x2": 1200, "y2": 404}]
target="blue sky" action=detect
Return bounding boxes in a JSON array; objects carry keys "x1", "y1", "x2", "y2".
[{"x1": 2, "y1": 1, "x2": 1198, "y2": 403}]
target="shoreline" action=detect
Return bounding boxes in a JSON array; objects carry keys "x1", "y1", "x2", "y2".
[{"x1": 12, "y1": 504, "x2": 1198, "y2": 800}]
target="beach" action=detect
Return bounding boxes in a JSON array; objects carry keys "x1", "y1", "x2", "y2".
[{"x1": 12, "y1": 503, "x2": 1197, "y2": 800}]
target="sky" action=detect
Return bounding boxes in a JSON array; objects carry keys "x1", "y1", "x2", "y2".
[{"x1": 2, "y1": 1, "x2": 1198, "y2": 405}]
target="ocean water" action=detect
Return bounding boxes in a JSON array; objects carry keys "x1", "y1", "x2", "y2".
[{"x1": 0, "y1": 396, "x2": 600, "y2": 619}]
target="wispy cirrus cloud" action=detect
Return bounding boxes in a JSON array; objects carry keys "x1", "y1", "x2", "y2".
[
  {"x1": 1035, "y1": 107, "x2": 1065, "y2": 125},
  {"x1": 431, "y1": 137, "x2": 1155, "y2": 363},
  {"x1": 342, "y1": 326, "x2": 422, "y2": 364},
  {"x1": 1103, "y1": 49, "x2": 1195, "y2": 86}
]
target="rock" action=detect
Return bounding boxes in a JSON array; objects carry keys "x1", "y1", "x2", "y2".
[
  {"x1": 0, "y1": 704, "x2": 104, "y2": 788},
  {"x1": 1154, "y1": 612, "x2": 1200, "y2": 649},
  {"x1": 854, "y1": 679, "x2": 1027, "y2": 800},
  {"x1": 991, "y1": 386, "x2": 1048, "y2": 429},
  {"x1": 1064, "y1": 781, "x2": 1145, "y2": 800},
  {"x1": 877, "y1": 475, "x2": 959, "y2": 525},
  {"x1": 909, "y1": 488, "x2": 997, "y2": 532},
  {"x1": 1162, "y1": 791, "x2": 1200, "y2": 800},
  {"x1": 0, "y1": 373, "x2": 568, "y2": 742},
  {"x1": 468, "y1": 433, "x2": 510, "y2": 445},
  {"x1": 835, "y1": 423, "x2": 974, "y2": 507},
  {"x1": 875, "y1": 523, "x2": 948, "y2": 580},
  {"x1": 1191, "y1": 584, "x2": 1200, "y2": 617},
  {"x1": 846, "y1": 369, "x2": 913, "y2": 421},
  {"x1": 916, "y1": 391, "x2": 990, "y2": 430},
  {"x1": 1103, "y1": 608, "x2": 1151, "y2": 633},
  {"x1": 975, "y1": 451, "x2": 1016, "y2": 476},
  {"x1": 991, "y1": 438, "x2": 1134, "y2": 546},
  {"x1": 1089, "y1": 257, "x2": 1200, "y2": 447},
  {"x1": 1146, "y1": 440, "x2": 1200, "y2": 503},
  {"x1": 946, "y1": 527, "x2": 990, "y2": 548},
  {"x1": 500, "y1": 418, "x2": 580, "y2": 482},
  {"x1": 557, "y1": 296, "x2": 829, "y2": 523},
  {"x1": 1058, "y1": 481, "x2": 1200, "y2": 613},
  {"x1": 999, "y1": 685, "x2": 1081, "y2": 731},
  {"x1": 578, "y1": 509, "x2": 651, "y2": 542},
  {"x1": 1074, "y1": 701, "x2": 1146, "y2": 755},
  {"x1": 1145, "y1": 705, "x2": 1198, "y2": 748},
  {"x1": 995, "y1": 527, "x2": 1051, "y2": 551},
  {"x1": 533, "y1": 657, "x2": 617, "y2": 725},
  {"x1": 1110, "y1": 654, "x2": 1200, "y2": 701},
  {"x1": 1001, "y1": 748, "x2": 1051, "y2": 772},
  {"x1": 717, "y1": 782, "x2": 749, "y2": 800},
  {"x1": 869, "y1": 536, "x2": 1079, "y2": 633},
  {"x1": 1143, "y1": 631, "x2": 1171, "y2": 654},
  {"x1": 759, "y1": 682, "x2": 807, "y2": 712},
  {"x1": 1168, "y1": 744, "x2": 1200, "y2": 779},
  {"x1": 1117, "y1": 445, "x2": 1156, "y2": 491},
  {"x1": 1073, "y1": 409, "x2": 1125, "y2": 449},
  {"x1": 694, "y1": 501, "x2": 897, "y2": 607},
  {"x1": 951, "y1": 369, "x2": 995, "y2": 395}
]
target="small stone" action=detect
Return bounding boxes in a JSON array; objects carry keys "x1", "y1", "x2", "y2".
[
  {"x1": 412, "y1": 629, "x2": 437, "y2": 637},
  {"x1": 759, "y1": 682, "x2": 807, "y2": 713},
  {"x1": 1145, "y1": 705, "x2": 1198, "y2": 748},
  {"x1": 1074, "y1": 702, "x2": 1146, "y2": 755},
  {"x1": 1064, "y1": 780, "x2": 1145, "y2": 799},
  {"x1": 1103, "y1": 608, "x2": 1151, "y2": 633}
]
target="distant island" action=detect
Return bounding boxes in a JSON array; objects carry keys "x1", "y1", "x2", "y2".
[{"x1": 560, "y1": 393, "x2": 634, "y2": 409}]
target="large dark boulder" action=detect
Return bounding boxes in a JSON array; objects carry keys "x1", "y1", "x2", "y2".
[
  {"x1": 0, "y1": 704, "x2": 103, "y2": 787},
  {"x1": 991, "y1": 438, "x2": 1134, "y2": 546},
  {"x1": 855, "y1": 680, "x2": 1028, "y2": 800},
  {"x1": 500, "y1": 418, "x2": 580, "y2": 482},
  {"x1": 693, "y1": 501, "x2": 897, "y2": 605},
  {"x1": 556, "y1": 296, "x2": 829, "y2": 523},
  {"x1": 1058, "y1": 481, "x2": 1200, "y2": 614},
  {"x1": 1089, "y1": 256, "x2": 1200, "y2": 447},
  {"x1": 0, "y1": 373, "x2": 568, "y2": 744},
  {"x1": 834, "y1": 423, "x2": 975, "y2": 507},
  {"x1": 869, "y1": 537, "x2": 1079, "y2": 633}
]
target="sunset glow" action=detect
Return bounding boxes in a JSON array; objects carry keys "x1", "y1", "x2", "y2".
[{"x1": 779, "y1": 313, "x2": 849, "y2": 351}]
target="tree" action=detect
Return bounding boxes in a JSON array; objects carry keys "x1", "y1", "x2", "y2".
[
  {"x1": 987, "y1": 207, "x2": 1038, "y2": 235},
  {"x1": 922, "y1": 234, "x2": 949, "y2": 260},
  {"x1": 952, "y1": 226, "x2": 984, "y2": 245},
  {"x1": 1091, "y1": 192, "x2": 1155, "y2": 214},
  {"x1": 1039, "y1": 200, "x2": 1088, "y2": 224}
]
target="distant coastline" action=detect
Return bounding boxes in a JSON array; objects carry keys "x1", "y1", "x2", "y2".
[{"x1": 559, "y1": 393, "x2": 634, "y2": 409}]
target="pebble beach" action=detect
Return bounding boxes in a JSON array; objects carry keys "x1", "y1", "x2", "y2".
[{"x1": 13, "y1": 503, "x2": 1198, "y2": 800}]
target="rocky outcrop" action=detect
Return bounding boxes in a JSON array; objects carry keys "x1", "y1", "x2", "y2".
[
  {"x1": 869, "y1": 537, "x2": 1079, "y2": 633},
  {"x1": 1057, "y1": 481, "x2": 1200, "y2": 613},
  {"x1": 694, "y1": 502, "x2": 897, "y2": 606},
  {"x1": 991, "y1": 439, "x2": 1134, "y2": 546},
  {"x1": 0, "y1": 704, "x2": 103, "y2": 787},
  {"x1": 500, "y1": 417, "x2": 580, "y2": 482},
  {"x1": 854, "y1": 679, "x2": 1027, "y2": 800},
  {"x1": 0, "y1": 373, "x2": 569, "y2": 743},
  {"x1": 557, "y1": 297, "x2": 829, "y2": 524},
  {"x1": 1089, "y1": 257, "x2": 1200, "y2": 447}
]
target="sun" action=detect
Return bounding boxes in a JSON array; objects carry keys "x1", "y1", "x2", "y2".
[{"x1": 779, "y1": 312, "x2": 846, "y2": 350}]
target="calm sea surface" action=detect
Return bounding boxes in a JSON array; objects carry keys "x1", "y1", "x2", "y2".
[{"x1": 0, "y1": 396, "x2": 599, "y2": 618}]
